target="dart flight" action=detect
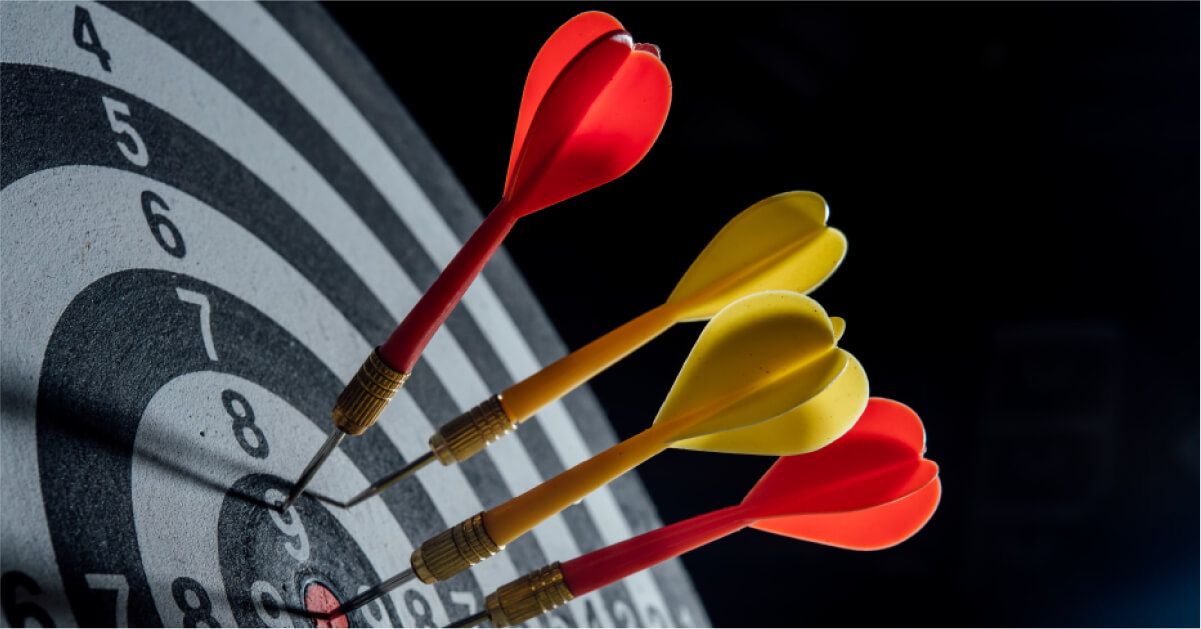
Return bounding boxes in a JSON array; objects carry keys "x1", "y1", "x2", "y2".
[
  {"x1": 282, "y1": 11, "x2": 672, "y2": 511},
  {"x1": 344, "y1": 191, "x2": 849, "y2": 506}
]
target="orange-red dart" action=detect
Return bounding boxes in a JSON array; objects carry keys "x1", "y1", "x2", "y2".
[
  {"x1": 403, "y1": 398, "x2": 939, "y2": 626},
  {"x1": 381, "y1": 12, "x2": 671, "y2": 372},
  {"x1": 561, "y1": 397, "x2": 939, "y2": 598}
]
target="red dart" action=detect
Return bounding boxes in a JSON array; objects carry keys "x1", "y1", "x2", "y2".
[
  {"x1": 382, "y1": 12, "x2": 671, "y2": 373},
  {"x1": 443, "y1": 398, "x2": 941, "y2": 627},
  {"x1": 283, "y1": 12, "x2": 671, "y2": 512}
]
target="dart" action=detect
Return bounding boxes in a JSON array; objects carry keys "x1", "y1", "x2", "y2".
[
  {"x1": 339, "y1": 290, "x2": 870, "y2": 603},
  {"x1": 346, "y1": 191, "x2": 849, "y2": 507},
  {"x1": 282, "y1": 11, "x2": 672, "y2": 511},
  {"x1": 340, "y1": 398, "x2": 939, "y2": 622},
  {"x1": 454, "y1": 398, "x2": 940, "y2": 627}
]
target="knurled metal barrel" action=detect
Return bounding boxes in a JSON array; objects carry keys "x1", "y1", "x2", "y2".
[
  {"x1": 332, "y1": 349, "x2": 409, "y2": 435},
  {"x1": 411, "y1": 513, "x2": 502, "y2": 583},
  {"x1": 429, "y1": 395, "x2": 517, "y2": 464},
  {"x1": 485, "y1": 563, "x2": 574, "y2": 627}
]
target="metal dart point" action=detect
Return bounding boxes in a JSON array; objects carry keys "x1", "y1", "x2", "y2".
[
  {"x1": 280, "y1": 430, "x2": 346, "y2": 513},
  {"x1": 446, "y1": 610, "x2": 489, "y2": 628},
  {"x1": 334, "y1": 568, "x2": 416, "y2": 616},
  {"x1": 283, "y1": 349, "x2": 411, "y2": 513},
  {"x1": 344, "y1": 451, "x2": 436, "y2": 508}
]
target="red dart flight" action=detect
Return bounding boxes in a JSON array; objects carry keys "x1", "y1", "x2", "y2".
[{"x1": 382, "y1": 11, "x2": 672, "y2": 372}]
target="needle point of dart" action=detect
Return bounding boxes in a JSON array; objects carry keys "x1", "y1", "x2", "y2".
[
  {"x1": 445, "y1": 610, "x2": 489, "y2": 628},
  {"x1": 287, "y1": 349, "x2": 408, "y2": 512},
  {"x1": 344, "y1": 451, "x2": 436, "y2": 508},
  {"x1": 281, "y1": 430, "x2": 346, "y2": 513},
  {"x1": 333, "y1": 569, "x2": 416, "y2": 616}
]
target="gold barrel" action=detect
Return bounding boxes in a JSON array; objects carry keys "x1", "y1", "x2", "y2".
[
  {"x1": 485, "y1": 563, "x2": 574, "y2": 627},
  {"x1": 332, "y1": 349, "x2": 409, "y2": 435},
  {"x1": 429, "y1": 395, "x2": 517, "y2": 464},
  {"x1": 411, "y1": 513, "x2": 502, "y2": 583}
]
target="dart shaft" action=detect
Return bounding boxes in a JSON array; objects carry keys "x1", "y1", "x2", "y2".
[
  {"x1": 501, "y1": 303, "x2": 677, "y2": 422},
  {"x1": 380, "y1": 210, "x2": 515, "y2": 373},
  {"x1": 407, "y1": 426, "x2": 671, "y2": 583},
  {"x1": 485, "y1": 423, "x2": 671, "y2": 546},
  {"x1": 561, "y1": 505, "x2": 747, "y2": 596},
  {"x1": 424, "y1": 305, "x2": 676, "y2": 470}
]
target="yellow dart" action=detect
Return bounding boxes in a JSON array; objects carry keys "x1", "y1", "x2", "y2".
[
  {"x1": 344, "y1": 191, "x2": 848, "y2": 507},
  {"x1": 338, "y1": 291, "x2": 869, "y2": 601}
]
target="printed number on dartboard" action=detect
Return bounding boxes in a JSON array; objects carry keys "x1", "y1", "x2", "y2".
[{"x1": 79, "y1": 7, "x2": 189, "y2": 258}]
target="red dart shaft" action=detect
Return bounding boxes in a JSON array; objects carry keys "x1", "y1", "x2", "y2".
[
  {"x1": 378, "y1": 209, "x2": 516, "y2": 373},
  {"x1": 560, "y1": 505, "x2": 749, "y2": 596}
]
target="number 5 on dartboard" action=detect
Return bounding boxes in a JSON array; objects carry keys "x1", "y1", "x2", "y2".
[{"x1": 100, "y1": 96, "x2": 148, "y2": 168}]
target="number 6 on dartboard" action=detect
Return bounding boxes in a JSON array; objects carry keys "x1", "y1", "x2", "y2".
[{"x1": 141, "y1": 190, "x2": 187, "y2": 258}]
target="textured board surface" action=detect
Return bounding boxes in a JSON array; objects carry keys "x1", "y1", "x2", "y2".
[{"x1": 0, "y1": 2, "x2": 707, "y2": 626}]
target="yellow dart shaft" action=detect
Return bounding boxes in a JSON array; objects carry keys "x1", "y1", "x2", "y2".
[
  {"x1": 500, "y1": 303, "x2": 678, "y2": 422},
  {"x1": 483, "y1": 421, "x2": 674, "y2": 545}
]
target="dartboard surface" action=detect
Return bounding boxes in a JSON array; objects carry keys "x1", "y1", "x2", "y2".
[{"x1": 0, "y1": 3, "x2": 706, "y2": 627}]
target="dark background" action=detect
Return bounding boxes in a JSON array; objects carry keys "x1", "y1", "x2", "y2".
[{"x1": 325, "y1": 3, "x2": 1198, "y2": 626}]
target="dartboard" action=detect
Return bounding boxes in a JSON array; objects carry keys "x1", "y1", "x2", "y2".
[{"x1": 0, "y1": 3, "x2": 707, "y2": 627}]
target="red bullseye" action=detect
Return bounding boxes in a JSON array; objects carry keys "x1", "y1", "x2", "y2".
[{"x1": 304, "y1": 582, "x2": 348, "y2": 629}]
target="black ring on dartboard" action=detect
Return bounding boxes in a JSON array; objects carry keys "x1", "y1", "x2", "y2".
[
  {"x1": 36, "y1": 270, "x2": 443, "y2": 627},
  {"x1": 5, "y1": 66, "x2": 503, "y2": 625}
]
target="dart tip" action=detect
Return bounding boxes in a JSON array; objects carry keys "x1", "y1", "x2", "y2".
[
  {"x1": 277, "y1": 487, "x2": 301, "y2": 514},
  {"x1": 281, "y1": 430, "x2": 347, "y2": 512},
  {"x1": 333, "y1": 569, "x2": 416, "y2": 616},
  {"x1": 307, "y1": 490, "x2": 349, "y2": 509},
  {"x1": 446, "y1": 610, "x2": 489, "y2": 628},
  {"x1": 344, "y1": 451, "x2": 436, "y2": 508}
]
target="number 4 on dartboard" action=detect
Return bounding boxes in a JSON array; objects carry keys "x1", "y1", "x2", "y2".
[{"x1": 73, "y1": 6, "x2": 111, "y2": 72}]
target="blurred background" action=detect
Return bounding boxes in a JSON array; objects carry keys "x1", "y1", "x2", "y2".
[{"x1": 325, "y1": 3, "x2": 1198, "y2": 626}]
